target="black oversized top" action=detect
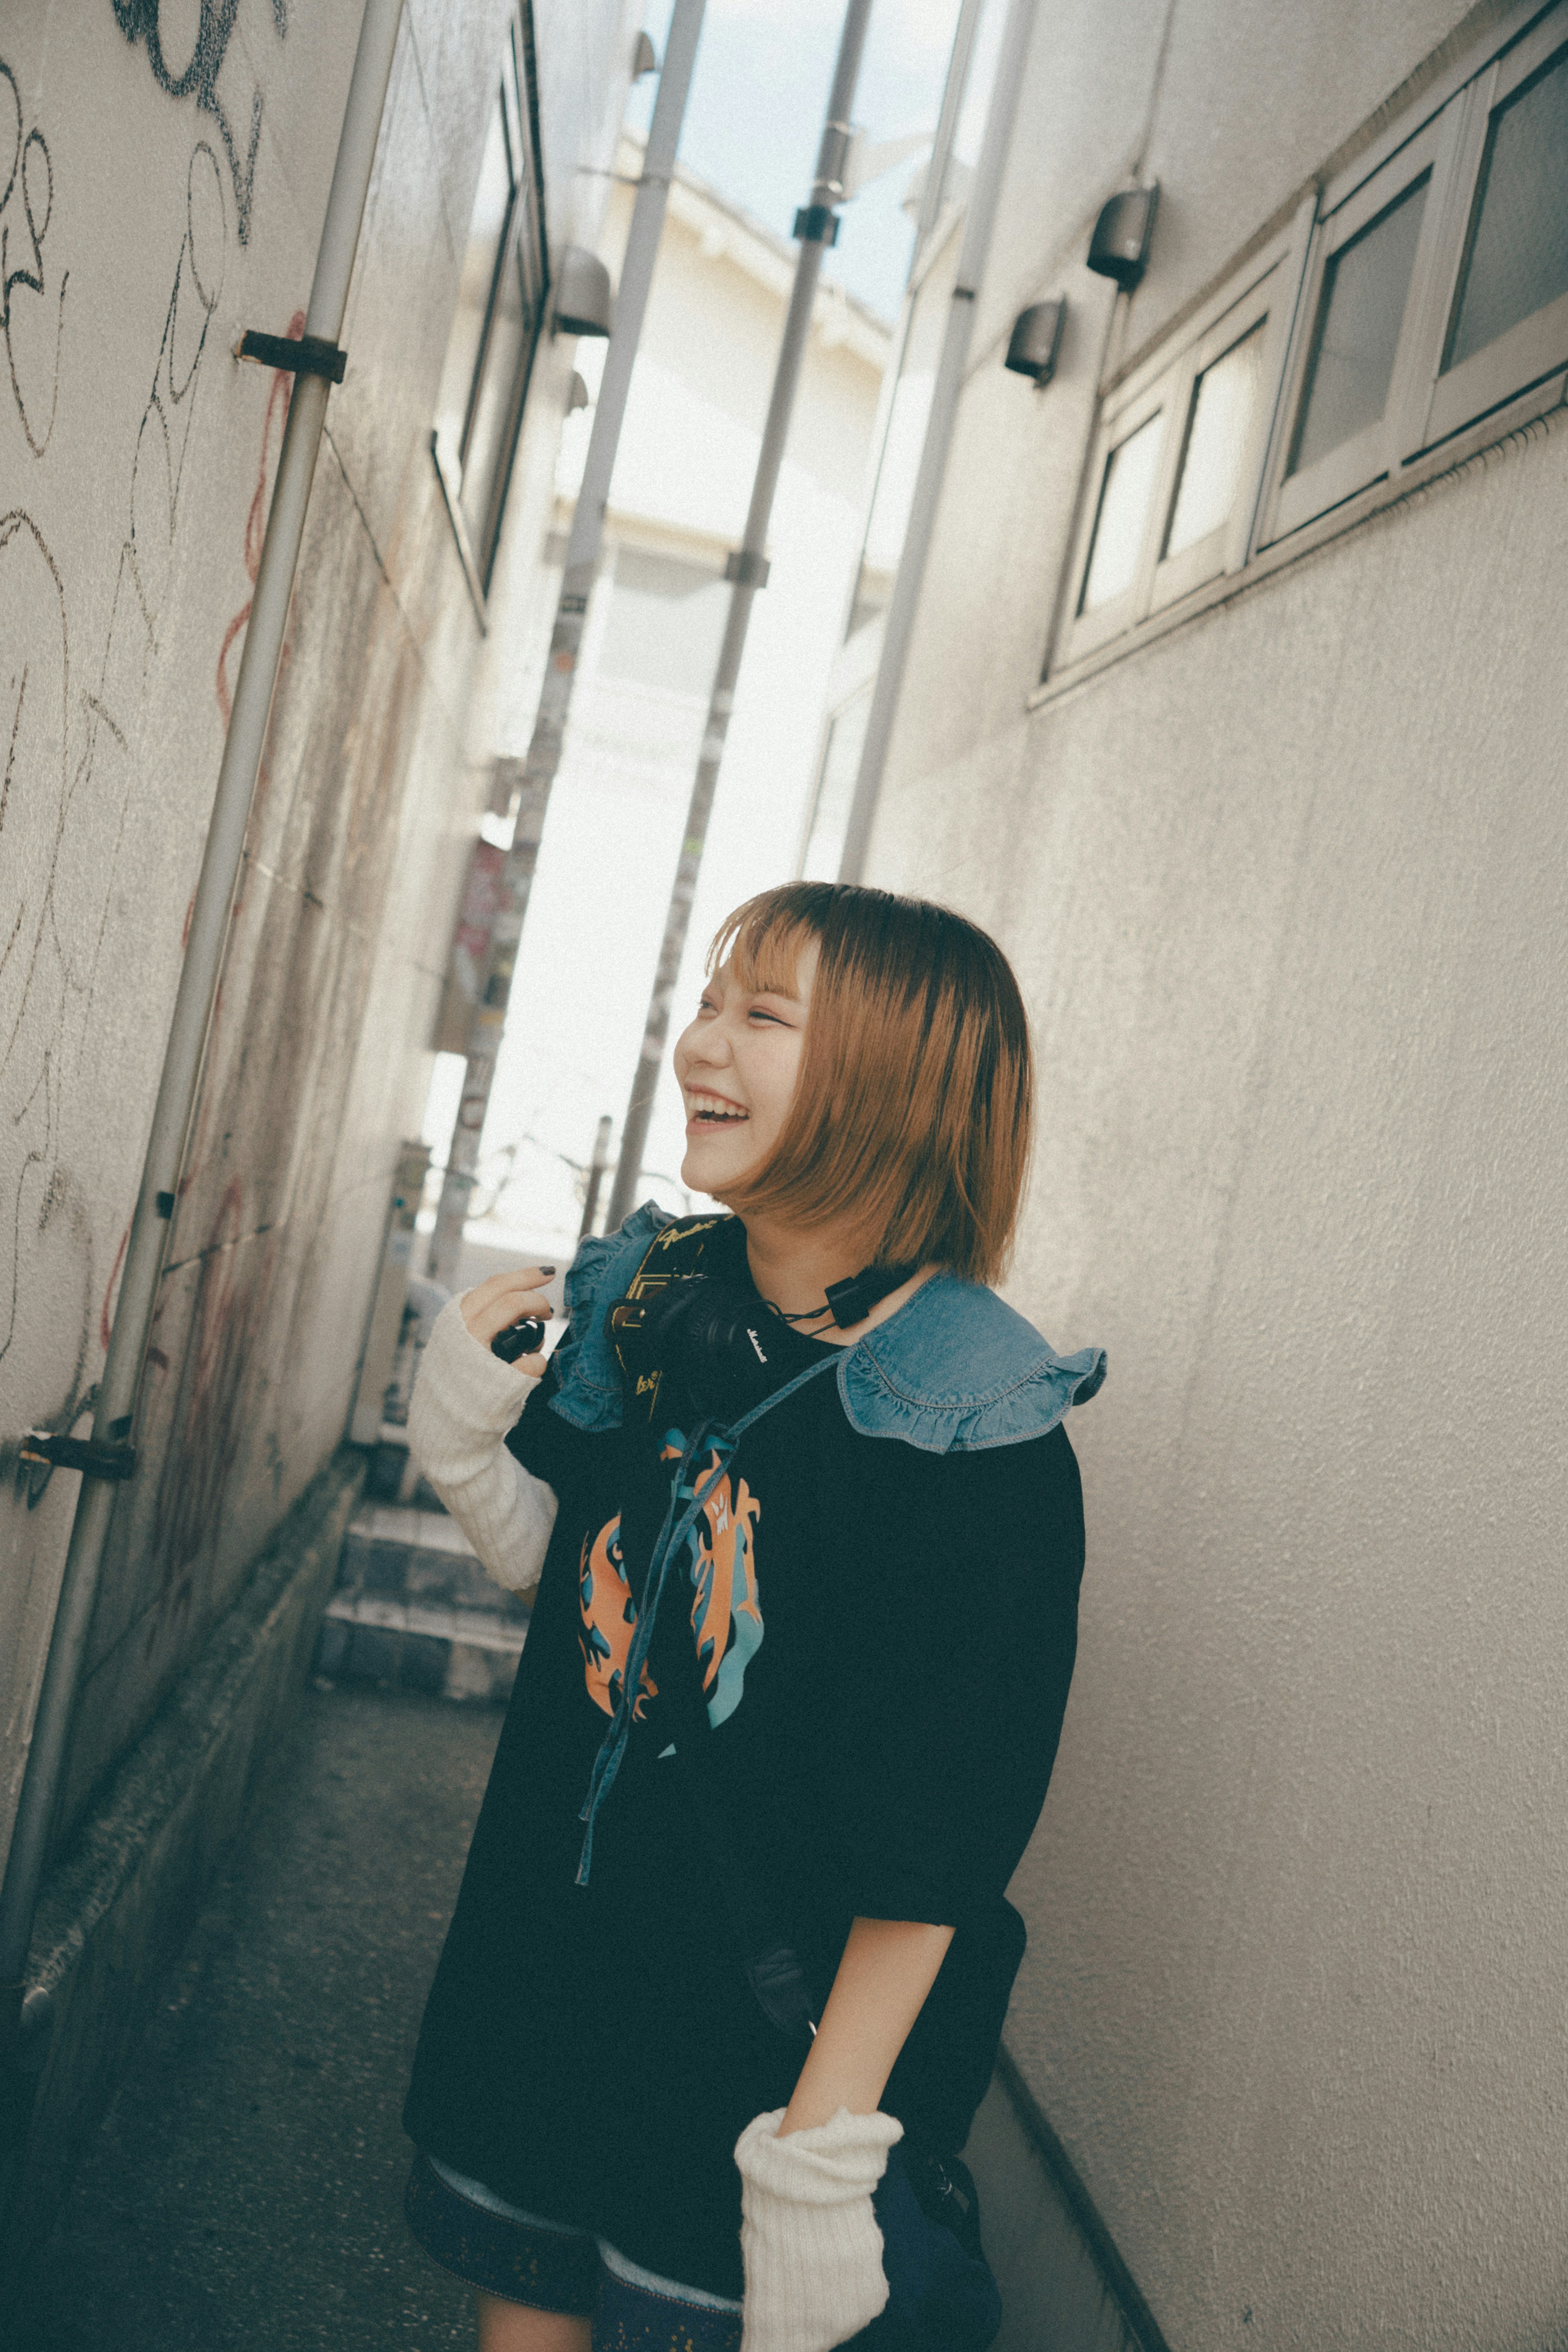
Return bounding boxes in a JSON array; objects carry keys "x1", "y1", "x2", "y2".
[{"x1": 403, "y1": 1216, "x2": 1088, "y2": 2301}]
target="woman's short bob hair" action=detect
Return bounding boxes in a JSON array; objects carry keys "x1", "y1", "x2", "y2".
[{"x1": 708, "y1": 881, "x2": 1032, "y2": 1287}]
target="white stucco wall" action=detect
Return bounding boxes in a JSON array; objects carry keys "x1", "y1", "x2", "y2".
[{"x1": 862, "y1": 3, "x2": 1568, "y2": 2347}]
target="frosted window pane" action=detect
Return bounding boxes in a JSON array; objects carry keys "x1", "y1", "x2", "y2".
[
  {"x1": 1164, "y1": 321, "x2": 1267, "y2": 559},
  {"x1": 1079, "y1": 412, "x2": 1164, "y2": 613},
  {"x1": 1288, "y1": 175, "x2": 1428, "y2": 477},
  {"x1": 1446, "y1": 45, "x2": 1568, "y2": 372}
]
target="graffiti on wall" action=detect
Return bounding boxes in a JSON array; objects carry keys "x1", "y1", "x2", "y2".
[
  {"x1": 110, "y1": 0, "x2": 288, "y2": 245},
  {"x1": 2, "y1": 97, "x2": 228, "y2": 1461},
  {"x1": 1, "y1": 61, "x2": 67, "y2": 457}
]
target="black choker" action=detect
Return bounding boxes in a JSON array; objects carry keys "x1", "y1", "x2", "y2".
[{"x1": 820, "y1": 1262, "x2": 917, "y2": 1329}]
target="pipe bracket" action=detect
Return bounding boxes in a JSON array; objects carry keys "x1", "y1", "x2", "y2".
[
  {"x1": 19, "y1": 1432, "x2": 137, "y2": 1481},
  {"x1": 792, "y1": 204, "x2": 841, "y2": 245},
  {"x1": 236, "y1": 329, "x2": 349, "y2": 383}
]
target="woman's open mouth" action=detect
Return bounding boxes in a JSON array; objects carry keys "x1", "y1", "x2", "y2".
[{"x1": 685, "y1": 1090, "x2": 749, "y2": 1132}]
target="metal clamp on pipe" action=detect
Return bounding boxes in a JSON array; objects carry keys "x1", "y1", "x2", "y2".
[
  {"x1": 236, "y1": 329, "x2": 349, "y2": 383},
  {"x1": 791, "y1": 203, "x2": 841, "y2": 245},
  {"x1": 18, "y1": 1432, "x2": 137, "y2": 1481}
]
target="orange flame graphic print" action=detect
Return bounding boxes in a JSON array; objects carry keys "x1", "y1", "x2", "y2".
[{"x1": 578, "y1": 1515, "x2": 657, "y2": 1719}]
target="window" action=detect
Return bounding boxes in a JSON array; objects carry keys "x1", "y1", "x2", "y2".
[
  {"x1": 1047, "y1": 0, "x2": 1568, "y2": 678},
  {"x1": 432, "y1": 18, "x2": 546, "y2": 600},
  {"x1": 1426, "y1": 13, "x2": 1568, "y2": 445},
  {"x1": 1057, "y1": 216, "x2": 1307, "y2": 664},
  {"x1": 1265, "y1": 0, "x2": 1568, "y2": 542}
]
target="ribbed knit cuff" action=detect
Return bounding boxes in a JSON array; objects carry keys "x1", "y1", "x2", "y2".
[
  {"x1": 735, "y1": 2107, "x2": 901, "y2": 2352},
  {"x1": 408, "y1": 1295, "x2": 538, "y2": 1485},
  {"x1": 405, "y1": 1295, "x2": 555, "y2": 1594}
]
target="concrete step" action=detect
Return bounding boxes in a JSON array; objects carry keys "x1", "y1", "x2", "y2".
[{"x1": 314, "y1": 1502, "x2": 527, "y2": 1705}]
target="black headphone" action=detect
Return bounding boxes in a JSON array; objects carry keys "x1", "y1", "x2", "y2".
[{"x1": 607, "y1": 1260, "x2": 913, "y2": 1424}]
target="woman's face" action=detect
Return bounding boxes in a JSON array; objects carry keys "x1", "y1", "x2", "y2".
[{"x1": 672, "y1": 939, "x2": 818, "y2": 1201}]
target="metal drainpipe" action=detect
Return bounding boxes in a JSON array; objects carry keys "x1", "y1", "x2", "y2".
[
  {"x1": 0, "y1": 0, "x2": 407, "y2": 2070},
  {"x1": 837, "y1": 0, "x2": 1037, "y2": 883}
]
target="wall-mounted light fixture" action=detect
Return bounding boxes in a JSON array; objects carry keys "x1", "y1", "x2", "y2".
[
  {"x1": 553, "y1": 247, "x2": 614, "y2": 337},
  {"x1": 1004, "y1": 297, "x2": 1065, "y2": 385},
  {"x1": 1086, "y1": 183, "x2": 1158, "y2": 290},
  {"x1": 632, "y1": 31, "x2": 658, "y2": 79}
]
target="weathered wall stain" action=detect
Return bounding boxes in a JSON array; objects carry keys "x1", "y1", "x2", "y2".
[
  {"x1": 143, "y1": 1175, "x2": 274, "y2": 1655},
  {"x1": 110, "y1": 0, "x2": 287, "y2": 245}
]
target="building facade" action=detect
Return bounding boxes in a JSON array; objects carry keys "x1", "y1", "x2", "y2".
[
  {"x1": 445, "y1": 138, "x2": 890, "y2": 1265},
  {"x1": 855, "y1": 2, "x2": 1568, "y2": 2347},
  {"x1": 0, "y1": 0, "x2": 635, "y2": 2265}
]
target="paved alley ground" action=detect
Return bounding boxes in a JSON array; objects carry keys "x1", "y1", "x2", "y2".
[{"x1": 13, "y1": 1683, "x2": 503, "y2": 2351}]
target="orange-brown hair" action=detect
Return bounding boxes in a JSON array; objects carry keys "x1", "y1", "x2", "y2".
[{"x1": 708, "y1": 882, "x2": 1033, "y2": 1285}]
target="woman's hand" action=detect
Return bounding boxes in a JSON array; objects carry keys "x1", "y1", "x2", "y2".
[
  {"x1": 459, "y1": 1264, "x2": 557, "y2": 1369},
  {"x1": 735, "y1": 2106, "x2": 901, "y2": 2352}
]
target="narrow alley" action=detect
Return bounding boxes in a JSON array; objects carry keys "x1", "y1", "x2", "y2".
[{"x1": 11, "y1": 1685, "x2": 501, "y2": 2352}]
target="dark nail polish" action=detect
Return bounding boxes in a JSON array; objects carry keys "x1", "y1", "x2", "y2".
[{"x1": 539, "y1": 1264, "x2": 557, "y2": 1275}]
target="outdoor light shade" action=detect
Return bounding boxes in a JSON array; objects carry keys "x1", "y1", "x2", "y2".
[
  {"x1": 1005, "y1": 299, "x2": 1066, "y2": 384},
  {"x1": 1087, "y1": 184, "x2": 1159, "y2": 289},
  {"x1": 631, "y1": 30, "x2": 657, "y2": 78},
  {"x1": 554, "y1": 247, "x2": 614, "y2": 337},
  {"x1": 567, "y1": 371, "x2": 590, "y2": 413}
]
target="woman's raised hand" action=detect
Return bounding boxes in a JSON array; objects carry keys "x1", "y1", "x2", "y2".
[{"x1": 459, "y1": 1265, "x2": 557, "y2": 1369}]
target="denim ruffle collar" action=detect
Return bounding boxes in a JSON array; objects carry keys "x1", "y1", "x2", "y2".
[{"x1": 546, "y1": 1203, "x2": 1105, "y2": 1454}]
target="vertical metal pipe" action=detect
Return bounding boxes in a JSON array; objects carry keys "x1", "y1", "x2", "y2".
[
  {"x1": 577, "y1": 1114, "x2": 615, "y2": 1241},
  {"x1": 0, "y1": 0, "x2": 407, "y2": 2054},
  {"x1": 604, "y1": 0, "x2": 877, "y2": 1234},
  {"x1": 837, "y1": 0, "x2": 1037, "y2": 882},
  {"x1": 428, "y1": 0, "x2": 708, "y2": 1286}
]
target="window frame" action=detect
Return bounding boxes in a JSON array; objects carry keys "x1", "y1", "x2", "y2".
[
  {"x1": 430, "y1": 11, "x2": 548, "y2": 615},
  {"x1": 1055, "y1": 210, "x2": 1310, "y2": 669},
  {"x1": 1261, "y1": 108, "x2": 1464, "y2": 544},
  {"x1": 1421, "y1": 10, "x2": 1568, "y2": 450},
  {"x1": 1041, "y1": 0, "x2": 1568, "y2": 691}
]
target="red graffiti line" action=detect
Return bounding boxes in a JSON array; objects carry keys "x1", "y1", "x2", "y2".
[{"x1": 215, "y1": 308, "x2": 301, "y2": 725}]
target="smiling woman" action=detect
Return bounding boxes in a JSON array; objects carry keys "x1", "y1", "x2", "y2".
[{"x1": 399, "y1": 882, "x2": 1105, "y2": 2352}]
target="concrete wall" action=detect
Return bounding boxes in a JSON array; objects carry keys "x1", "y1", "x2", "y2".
[
  {"x1": 863, "y1": 4, "x2": 1568, "y2": 2348},
  {"x1": 0, "y1": 0, "x2": 632, "y2": 1860}
]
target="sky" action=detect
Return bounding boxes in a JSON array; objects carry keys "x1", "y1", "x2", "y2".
[{"x1": 625, "y1": 0, "x2": 978, "y2": 323}]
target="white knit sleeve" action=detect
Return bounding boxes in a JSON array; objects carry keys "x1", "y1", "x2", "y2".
[
  {"x1": 405, "y1": 1294, "x2": 558, "y2": 1594},
  {"x1": 735, "y1": 2106, "x2": 901, "y2": 2352}
]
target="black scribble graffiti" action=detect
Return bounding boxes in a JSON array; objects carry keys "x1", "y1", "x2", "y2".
[
  {"x1": 110, "y1": 0, "x2": 287, "y2": 245},
  {"x1": 0, "y1": 61, "x2": 67, "y2": 457},
  {"x1": 0, "y1": 143, "x2": 226, "y2": 1383}
]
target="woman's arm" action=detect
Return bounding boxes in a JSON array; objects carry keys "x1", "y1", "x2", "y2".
[
  {"x1": 406, "y1": 1284, "x2": 558, "y2": 1592},
  {"x1": 732, "y1": 1919, "x2": 953, "y2": 2352},
  {"x1": 780, "y1": 1917, "x2": 954, "y2": 2134}
]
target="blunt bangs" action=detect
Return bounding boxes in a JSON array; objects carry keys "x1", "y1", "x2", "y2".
[{"x1": 708, "y1": 883, "x2": 1033, "y2": 1286}]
